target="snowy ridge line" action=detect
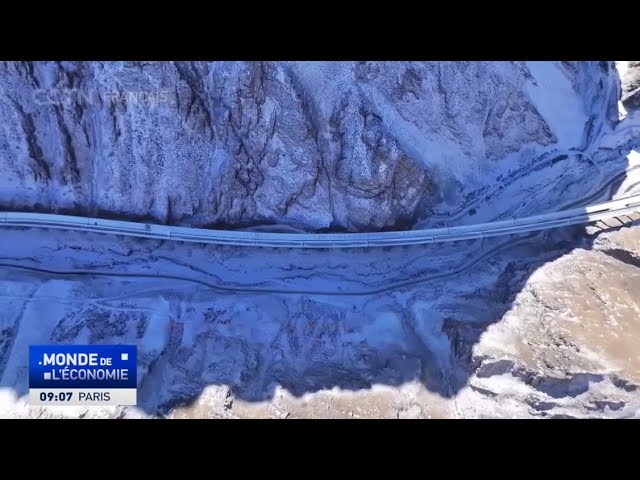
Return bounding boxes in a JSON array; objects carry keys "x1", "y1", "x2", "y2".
[{"x1": 1, "y1": 195, "x2": 640, "y2": 248}]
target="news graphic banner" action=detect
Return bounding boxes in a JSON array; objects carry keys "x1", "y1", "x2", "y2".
[{"x1": 29, "y1": 345, "x2": 137, "y2": 406}]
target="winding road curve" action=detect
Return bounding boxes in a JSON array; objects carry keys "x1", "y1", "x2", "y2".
[{"x1": 0, "y1": 235, "x2": 538, "y2": 297}]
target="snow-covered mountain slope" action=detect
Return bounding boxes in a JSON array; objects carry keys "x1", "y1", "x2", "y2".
[
  {"x1": 1, "y1": 61, "x2": 640, "y2": 419},
  {"x1": 0, "y1": 61, "x2": 620, "y2": 232},
  {"x1": 1, "y1": 212, "x2": 639, "y2": 419}
]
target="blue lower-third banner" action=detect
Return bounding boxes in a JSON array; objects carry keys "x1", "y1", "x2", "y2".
[{"x1": 29, "y1": 345, "x2": 137, "y2": 406}]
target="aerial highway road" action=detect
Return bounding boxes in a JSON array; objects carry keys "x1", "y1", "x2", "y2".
[{"x1": 1, "y1": 194, "x2": 639, "y2": 249}]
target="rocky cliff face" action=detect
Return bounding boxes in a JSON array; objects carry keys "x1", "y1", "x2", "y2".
[
  {"x1": 621, "y1": 61, "x2": 640, "y2": 110},
  {"x1": 0, "y1": 61, "x2": 619, "y2": 231}
]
